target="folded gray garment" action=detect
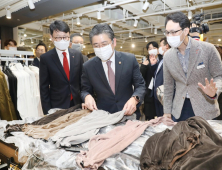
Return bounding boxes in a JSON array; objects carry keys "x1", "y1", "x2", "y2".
[
  {"x1": 59, "y1": 129, "x2": 99, "y2": 147},
  {"x1": 51, "y1": 110, "x2": 125, "y2": 147}
]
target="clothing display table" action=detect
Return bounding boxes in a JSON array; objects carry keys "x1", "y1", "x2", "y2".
[{"x1": 0, "y1": 118, "x2": 222, "y2": 170}]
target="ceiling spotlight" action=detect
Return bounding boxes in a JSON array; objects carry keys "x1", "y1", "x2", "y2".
[
  {"x1": 49, "y1": 38, "x2": 51, "y2": 41},
  {"x1": 142, "y1": 0, "x2": 150, "y2": 11},
  {"x1": 219, "y1": 39, "x2": 221, "y2": 42},
  {"x1": 145, "y1": 38, "x2": 147, "y2": 42},
  {"x1": 77, "y1": 17, "x2": 80, "y2": 25},
  {"x1": 49, "y1": 45, "x2": 51, "y2": 47},
  {"x1": 88, "y1": 52, "x2": 89, "y2": 54},
  {"x1": 31, "y1": 39, "x2": 33, "y2": 43},
  {"x1": 80, "y1": 30, "x2": 84, "y2": 35},
  {"x1": 129, "y1": 32, "x2": 132, "y2": 37},
  {"x1": 83, "y1": 45, "x2": 86, "y2": 48},
  {"x1": 154, "y1": 28, "x2": 157, "y2": 34},
  {"x1": 189, "y1": 0, "x2": 192, "y2": 1},
  {"x1": 134, "y1": 19, "x2": 138, "y2": 27},
  {"x1": 120, "y1": 46, "x2": 122, "y2": 49},
  {"x1": 24, "y1": 34, "x2": 27, "y2": 37},
  {"x1": 6, "y1": 7, "x2": 11, "y2": 19},
  {"x1": 97, "y1": 11, "x2": 101, "y2": 20},
  {"x1": 28, "y1": 0, "x2": 35, "y2": 10},
  {"x1": 188, "y1": 11, "x2": 192, "y2": 20},
  {"x1": 132, "y1": 44, "x2": 135, "y2": 48}
]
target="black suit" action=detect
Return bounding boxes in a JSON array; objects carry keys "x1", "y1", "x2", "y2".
[
  {"x1": 32, "y1": 57, "x2": 40, "y2": 68},
  {"x1": 40, "y1": 48, "x2": 83, "y2": 115},
  {"x1": 81, "y1": 51, "x2": 146, "y2": 119},
  {"x1": 153, "y1": 59, "x2": 164, "y2": 117}
]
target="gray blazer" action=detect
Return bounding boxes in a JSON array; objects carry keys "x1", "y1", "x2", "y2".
[{"x1": 163, "y1": 38, "x2": 222, "y2": 120}]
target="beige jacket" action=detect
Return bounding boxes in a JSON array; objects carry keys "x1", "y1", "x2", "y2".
[{"x1": 163, "y1": 38, "x2": 222, "y2": 119}]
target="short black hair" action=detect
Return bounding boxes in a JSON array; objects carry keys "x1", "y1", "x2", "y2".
[
  {"x1": 70, "y1": 33, "x2": 83, "y2": 42},
  {"x1": 160, "y1": 37, "x2": 171, "y2": 48},
  {"x1": 49, "y1": 20, "x2": 70, "y2": 35},
  {"x1": 35, "y1": 42, "x2": 48, "y2": 52},
  {"x1": 165, "y1": 12, "x2": 190, "y2": 30},
  {"x1": 4, "y1": 39, "x2": 17, "y2": 47},
  {"x1": 89, "y1": 23, "x2": 114, "y2": 44},
  {"x1": 146, "y1": 41, "x2": 158, "y2": 50}
]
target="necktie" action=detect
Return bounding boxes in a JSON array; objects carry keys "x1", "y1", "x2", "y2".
[
  {"x1": 106, "y1": 60, "x2": 115, "y2": 94},
  {"x1": 62, "y1": 52, "x2": 73, "y2": 100}
]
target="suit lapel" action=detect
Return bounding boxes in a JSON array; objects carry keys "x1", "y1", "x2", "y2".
[
  {"x1": 51, "y1": 48, "x2": 68, "y2": 82},
  {"x1": 69, "y1": 49, "x2": 75, "y2": 81},
  {"x1": 93, "y1": 57, "x2": 112, "y2": 92},
  {"x1": 115, "y1": 51, "x2": 123, "y2": 94},
  {"x1": 186, "y1": 38, "x2": 201, "y2": 80},
  {"x1": 171, "y1": 48, "x2": 186, "y2": 81}
]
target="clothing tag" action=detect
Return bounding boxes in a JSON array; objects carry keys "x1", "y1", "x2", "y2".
[
  {"x1": 197, "y1": 64, "x2": 205, "y2": 69},
  {"x1": 148, "y1": 78, "x2": 154, "y2": 90}
]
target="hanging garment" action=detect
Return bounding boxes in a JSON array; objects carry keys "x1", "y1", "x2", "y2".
[
  {"x1": 3, "y1": 67, "x2": 21, "y2": 119},
  {"x1": 0, "y1": 70, "x2": 17, "y2": 121},
  {"x1": 29, "y1": 65, "x2": 44, "y2": 116},
  {"x1": 24, "y1": 66, "x2": 44, "y2": 117},
  {"x1": 22, "y1": 109, "x2": 91, "y2": 140},
  {"x1": 76, "y1": 117, "x2": 175, "y2": 169},
  {"x1": 15, "y1": 63, "x2": 39, "y2": 118},
  {"x1": 4, "y1": 104, "x2": 82, "y2": 137},
  {"x1": 51, "y1": 110, "x2": 126, "y2": 147},
  {"x1": 140, "y1": 116, "x2": 222, "y2": 170}
]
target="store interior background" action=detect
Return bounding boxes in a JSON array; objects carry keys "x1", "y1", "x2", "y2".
[{"x1": 0, "y1": 0, "x2": 222, "y2": 62}]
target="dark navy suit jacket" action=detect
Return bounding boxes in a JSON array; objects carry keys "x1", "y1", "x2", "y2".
[
  {"x1": 40, "y1": 48, "x2": 83, "y2": 115},
  {"x1": 32, "y1": 57, "x2": 40, "y2": 68},
  {"x1": 81, "y1": 51, "x2": 146, "y2": 119}
]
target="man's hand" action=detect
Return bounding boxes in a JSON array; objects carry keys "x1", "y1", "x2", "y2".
[
  {"x1": 149, "y1": 55, "x2": 157, "y2": 65},
  {"x1": 142, "y1": 59, "x2": 149, "y2": 65},
  {"x1": 198, "y1": 78, "x2": 217, "y2": 98},
  {"x1": 84, "y1": 95, "x2": 98, "y2": 111},
  {"x1": 82, "y1": 103, "x2": 87, "y2": 110},
  {"x1": 163, "y1": 113, "x2": 171, "y2": 119},
  {"x1": 123, "y1": 97, "x2": 138, "y2": 116}
]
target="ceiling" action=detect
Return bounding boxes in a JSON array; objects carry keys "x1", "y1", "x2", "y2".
[{"x1": 1, "y1": 0, "x2": 222, "y2": 60}]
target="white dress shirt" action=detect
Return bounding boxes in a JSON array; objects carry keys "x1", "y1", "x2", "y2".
[
  {"x1": 101, "y1": 51, "x2": 115, "y2": 85},
  {"x1": 56, "y1": 48, "x2": 70, "y2": 69}
]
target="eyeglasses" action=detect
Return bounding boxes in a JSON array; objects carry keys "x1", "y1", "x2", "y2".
[
  {"x1": 36, "y1": 49, "x2": 45, "y2": 53},
  {"x1": 164, "y1": 29, "x2": 183, "y2": 36},
  {"x1": 93, "y1": 41, "x2": 113, "y2": 48},
  {"x1": 53, "y1": 37, "x2": 70, "y2": 41}
]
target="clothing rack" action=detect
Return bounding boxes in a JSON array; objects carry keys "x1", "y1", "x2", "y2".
[{"x1": 0, "y1": 50, "x2": 34, "y2": 66}]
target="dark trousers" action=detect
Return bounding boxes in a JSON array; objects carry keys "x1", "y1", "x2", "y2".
[{"x1": 172, "y1": 98, "x2": 195, "y2": 122}]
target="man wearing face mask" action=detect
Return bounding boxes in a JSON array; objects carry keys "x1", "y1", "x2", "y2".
[
  {"x1": 163, "y1": 12, "x2": 222, "y2": 121},
  {"x1": 69, "y1": 33, "x2": 88, "y2": 63},
  {"x1": 81, "y1": 23, "x2": 146, "y2": 119},
  {"x1": 153, "y1": 37, "x2": 170, "y2": 117},
  {"x1": 32, "y1": 42, "x2": 47, "y2": 68},
  {"x1": 1, "y1": 39, "x2": 21, "y2": 66},
  {"x1": 140, "y1": 41, "x2": 162, "y2": 120},
  {"x1": 40, "y1": 20, "x2": 83, "y2": 115}
]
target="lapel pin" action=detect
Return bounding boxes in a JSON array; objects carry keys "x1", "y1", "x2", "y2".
[{"x1": 119, "y1": 61, "x2": 121, "y2": 64}]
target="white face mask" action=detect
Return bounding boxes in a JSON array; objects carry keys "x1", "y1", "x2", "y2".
[
  {"x1": 167, "y1": 30, "x2": 185, "y2": 48},
  {"x1": 149, "y1": 49, "x2": 158, "y2": 56},
  {"x1": 9, "y1": 47, "x2": 17, "y2": 51},
  {"x1": 159, "y1": 47, "x2": 164, "y2": 55},
  {"x1": 71, "y1": 43, "x2": 83, "y2": 52},
  {"x1": 54, "y1": 40, "x2": 70, "y2": 51},
  {"x1": 94, "y1": 44, "x2": 114, "y2": 61}
]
